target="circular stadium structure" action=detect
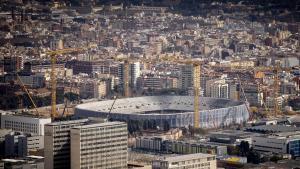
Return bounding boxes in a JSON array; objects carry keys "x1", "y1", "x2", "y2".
[{"x1": 74, "y1": 96, "x2": 249, "y2": 128}]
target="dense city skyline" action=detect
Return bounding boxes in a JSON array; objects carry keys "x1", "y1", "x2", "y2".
[{"x1": 0, "y1": 0, "x2": 300, "y2": 169}]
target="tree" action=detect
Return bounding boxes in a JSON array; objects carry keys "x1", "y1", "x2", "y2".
[
  {"x1": 239, "y1": 141, "x2": 250, "y2": 156},
  {"x1": 270, "y1": 155, "x2": 282, "y2": 163},
  {"x1": 227, "y1": 145, "x2": 240, "y2": 155},
  {"x1": 247, "y1": 149, "x2": 261, "y2": 164}
]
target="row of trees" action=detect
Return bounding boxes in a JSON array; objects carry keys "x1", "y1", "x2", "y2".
[{"x1": 228, "y1": 141, "x2": 284, "y2": 164}]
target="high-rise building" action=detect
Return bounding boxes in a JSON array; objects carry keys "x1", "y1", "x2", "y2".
[
  {"x1": 44, "y1": 119, "x2": 89, "y2": 169},
  {"x1": 118, "y1": 62, "x2": 141, "y2": 88},
  {"x1": 229, "y1": 82, "x2": 240, "y2": 101},
  {"x1": 3, "y1": 56, "x2": 23, "y2": 73},
  {"x1": 44, "y1": 119, "x2": 128, "y2": 169},
  {"x1": 130, "y1": 62, "x2": 141, "y2": 88},
  {"x1": 206, "y1": 79, "x2": 229, "y2": 99},
  {"x1": 70, "y1": 121, "x2": 128, "y2": 169},
  {"x1": 243, "y1": 84, "x2": 263, "y2": 106},
  {"x1": 179, "y1": 65, "x2": 193, "y2": 90}
]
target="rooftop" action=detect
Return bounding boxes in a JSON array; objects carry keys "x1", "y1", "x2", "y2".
[
  {"x1": 76, "y1": 96, "x2": 245, "y2": 114},
  {"x1": 72, "y1": 121, "x2": 126, "y2": 129},
  {"x1": 246, "y1": 125, "x2": 300, "y2": 133},
  {"x1": 161, "y1": 153, "x2": 215, "y2": 162},
  {"x1": 45, "y1": 119, "x2": 89, "y2": 126}
]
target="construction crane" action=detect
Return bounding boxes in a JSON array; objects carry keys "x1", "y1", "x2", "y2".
[
  {"x1": 237, "y1": 63, "x2": 291, "y2": 117},
  {"x1": 161, "y1": 57, "x2": 202, "y2": 128},
  {"x1": 16, "y1": 73, "x2": 39, "y2": 115},
  {"x1": 114, "y1": 55, "x2": 202, "y2": 128},
  {"x1": 45, "y1": 48, "x2": 85, "y2": 119},
  {"x1": 236, "y1": 74, "x2": 252, "y2": 121},
  {"x1": 61, "y1": 83, "x2": 74, "y2": 118}
]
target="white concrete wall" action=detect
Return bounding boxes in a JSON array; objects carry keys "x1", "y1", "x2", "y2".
[{"x1": 1, "y1": 114, "x2": 51, "y2": 135}]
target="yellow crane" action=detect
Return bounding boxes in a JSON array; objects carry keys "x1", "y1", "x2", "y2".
[
  {"x1": 158, "y1": 56, "x2": 202, "y2": 128},
  {"x1": 114, "y1": 55, "x2": 202, "y2": 128},
  {"x1": 177, "y1": 59, "x2": 201, "y2": 128},
  {"x1": 237, "y1": 63, "x2": 291, "y2": 117},
  {"x1": 45, "y1": 48, "x2": 85, "y2": 119}
]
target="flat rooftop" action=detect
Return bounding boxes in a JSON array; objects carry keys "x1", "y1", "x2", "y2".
[
  {"x1": 72, "y1": 121, "x2": 126, "y2": 129},
  {"x1": 45, "y1": 119, "x2": 89, "y2": 126},
  {"x1": 161, "y1": 153, "x2": 215, "y2": 162},
  {"x1": 246, "y1": 125, "x2": 300, "y2": 133}
]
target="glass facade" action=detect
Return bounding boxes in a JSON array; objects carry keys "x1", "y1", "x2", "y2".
[{"x1": 288, "y1": 140, "x2": 300, "y2": 157}]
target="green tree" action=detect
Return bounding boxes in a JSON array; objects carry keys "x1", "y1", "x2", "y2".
[
  {"x1": 247, "y1": 149, "x2": 261, "y2": 164},
  {"x1": 239, "y1": 141, "x2": 250, "y2": 156}
]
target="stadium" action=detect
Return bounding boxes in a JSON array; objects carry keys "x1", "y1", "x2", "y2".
[{"x1": 74, "y1": 96, "x2": 249, "y2": 128}]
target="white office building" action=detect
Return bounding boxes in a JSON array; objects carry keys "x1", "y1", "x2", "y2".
[
  {"x1": 152, "y1": 153, "x2": 217, "y2": 169},
  {"x1": 0, "y1": 114, "x2": 51, "y2": 136},
  {"x1": 71, "y1": 121, "x2": 128, "y2": 169}
]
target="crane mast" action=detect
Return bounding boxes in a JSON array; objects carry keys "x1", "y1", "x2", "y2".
[
  {"x1": 193, "y1": 64, "x2": 200, "y2": 128},
  {"x1": 124, "y1": 60, "x2": 130, "y2": 97},
  {"x1": 50, "y1": 54, "x2": 58, "y2": 119},
  {"x1": 274, "y1": 63, "x2": 280, "y2": 117},
  {"x1": 46, "y1": 48, "x2": 85, "y2": 119}
]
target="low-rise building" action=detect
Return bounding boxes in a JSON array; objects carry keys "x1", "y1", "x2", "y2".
[
  {"x1": 164, "y1": 140, "x2": 227, "y2": 156},
  {"x1": 1, "y1": 156, "x2": 44, "y2": 169},
  {"x1": 0, "y1": 113, "x2": 51, "y2": 136},
  {"x1": 5, "y1": 132, "x2": 44, "y2": 158},
  {"x1": 152, "y1": 153, "x2": 216, "y2": 169},
  {"x1": 134, "y1": 137, "x2": 227, "y2": 156},
  {"x1": 252, "y1": 132, "x2": 300, "y2": 157}
]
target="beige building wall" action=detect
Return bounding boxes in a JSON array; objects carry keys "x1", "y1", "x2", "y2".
[{"x1": 70, "y1": 122, "x2": 128, "y2": 169}]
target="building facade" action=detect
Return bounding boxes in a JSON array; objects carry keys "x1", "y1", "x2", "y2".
[
  {"x1": 179, "y1": 65, "x2": 193, "y2": 90},
  {"x1": 44, "y1": 119, "x2": 89, "y2": 169},
  {"x1": 252, "y1": 133, "x2": 300, "y2": 157},
  {"x1": 0, "y1": 114, "x2": 51, "y2": 136},
  {"x1": 19, "y1": 74, "x2": 45, "y2": 88},
  {"x1": 206, "y1": 79, "x2": 229, "y2": 99},
  {"x1": 118, "y1": 62, "x2": 141, "y2": 88},
  {"x1": 79, "y1": 80, "x2": 107, "y2": 99},
  {"x1": 70, "y1": 122, "x2": 128, "y2": 169},
  {"x1": 152, "y1": 153, "x2": 217, "y2": 169},
  {"x1": 4, "y1": 132, "x2": 43, "y2": 158}
]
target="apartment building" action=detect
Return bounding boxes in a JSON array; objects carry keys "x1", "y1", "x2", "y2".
[
  {"x1": 70, "y1": 121, "x2": 128, "y2": 169},
  {"x1": 4, "y1": 132, "x2": 43, "y2": 157},
  {"x1": 179, "y1": 65, "x2": 193, "y2": 90},
  {"x1": 44, "y1": 119, "x2": 89, "y2": 169},
  {"x1": 152, "y1": 153, "x2": 216, "y2": 169},
  {"x1": 206, "y1": 79, "x2": 229, "y2": 99},
  {"x1": 118, "y1": 62, "x2": 141, "y2": 88}
]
